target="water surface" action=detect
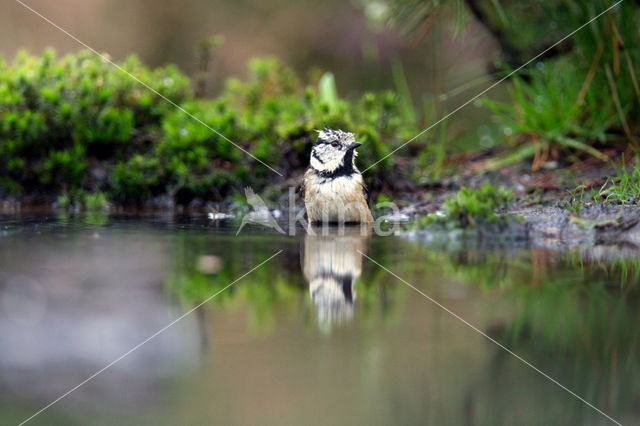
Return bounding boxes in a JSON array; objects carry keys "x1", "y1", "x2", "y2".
[{"x1": 0, "y1": 214, "x2": 638, "y2": 425}]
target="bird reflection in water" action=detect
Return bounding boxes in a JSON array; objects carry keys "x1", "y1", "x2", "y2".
[{"x1": 302, "y1": 225, "x2": 370, "y2": 329}]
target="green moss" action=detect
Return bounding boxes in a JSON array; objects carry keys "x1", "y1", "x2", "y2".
[
  {"x1": 416, "y1": 183, "x2": 514, "y2": 229},
  {"x1": 83, "y1": 192, "x2": 109, "y2": 211},
  {"x1": 0, "y1": 50, "x2": 417, "y2": 207},
  {"x1": 110, "y1": 155, "x2": 161, "y2": 206}
]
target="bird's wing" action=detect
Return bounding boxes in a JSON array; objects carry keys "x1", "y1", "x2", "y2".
[
  {"x1": 299, "y1": 171, "x2": 313, "y2": 202},
  {"x1": 361, "y1": 180, "x2": 370, "y2": 202},
  {"x1": 245, "y1": 186, "x2": 268, "y2": 210},
  {"x1": 296, "y1": 181, "x2": 304, "y2": 201}
]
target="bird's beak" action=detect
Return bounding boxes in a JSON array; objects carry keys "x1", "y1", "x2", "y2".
[{"x1": 348, "y1": 142, "x2": 362, "y2": 151}]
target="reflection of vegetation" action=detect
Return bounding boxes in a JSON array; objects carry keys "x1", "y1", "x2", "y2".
[
  {"x1": 166, "y1": 228, "x2": 640, "y2": 415},
  {"x1": 420, "y1": 243, "x2": 640, "y2": 413},
  {"x1": 0, "y1": 50, "x2": 417, "y2": 207},
  {"x1": 167, "y1": 235, "x2": 299, "y2": 333},
  {"x1": 166, "y1": 234, "x2": 403, "y2": 333}
]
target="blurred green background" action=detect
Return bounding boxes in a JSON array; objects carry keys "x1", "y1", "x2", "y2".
[{"x1": 1, "y1": 0, "x2": 638, "y2": 208}]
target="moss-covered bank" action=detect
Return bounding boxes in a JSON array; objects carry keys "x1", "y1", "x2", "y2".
[{"x1": 1, "y1": 50, "x2": 420, "y2": 208}]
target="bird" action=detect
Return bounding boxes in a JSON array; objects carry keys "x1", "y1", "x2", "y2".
[
  {"x1": 236, "y1": 187, "x2": 285, "y2": 235},
  {"x1": 302, "y1": 127, "x2": 374, "y2": 223}
]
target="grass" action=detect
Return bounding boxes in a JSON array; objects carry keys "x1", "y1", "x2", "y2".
[
  {"x1": 385, "y1": 0, "x2": 640, "y2": 171},
  {"x1": 481, "y1": 57, "x2": 616, "y2": 171},
  {"x1": 569, "y1": 158, "x2": 640, "y2": 206},
  {"x1": 483, "y1": 0, "x2": 640, "y2": 169},
  {"x1": 604, "y1": 161, "x2": 640, "y2": 204}
]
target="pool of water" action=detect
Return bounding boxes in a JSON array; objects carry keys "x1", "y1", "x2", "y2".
[{"x1": 0, "y1": 213, "x2": 638, "y2": 425}]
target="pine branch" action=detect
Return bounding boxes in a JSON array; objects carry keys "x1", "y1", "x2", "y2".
[{"x1": 464, "y1": 0, "x2": 571, "y2": 70}]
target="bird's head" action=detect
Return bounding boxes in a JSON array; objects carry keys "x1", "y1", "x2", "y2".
[{"x1": 310, "y1": 127, "x2": 362, "y2": 176}]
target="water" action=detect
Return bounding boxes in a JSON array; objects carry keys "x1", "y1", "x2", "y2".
[{"x1": 0, "y1": 214, "x2": 638, "y2": 425}]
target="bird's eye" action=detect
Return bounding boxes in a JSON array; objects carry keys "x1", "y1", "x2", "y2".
[{"x1": 330, "y1": 141, "x2": 340, "y2": 148}]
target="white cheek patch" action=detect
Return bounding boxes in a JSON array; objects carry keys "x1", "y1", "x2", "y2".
[
  {"x1": 311, "y1": 145, "x2": 344, "y2": 172},
  {"x1": 310, "y1": 155, "x2": 324, "y2": 171}
]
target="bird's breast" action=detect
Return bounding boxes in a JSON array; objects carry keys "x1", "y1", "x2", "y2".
[{"x1": 303, "y1": 173, "x2": 372, "y2": 222}]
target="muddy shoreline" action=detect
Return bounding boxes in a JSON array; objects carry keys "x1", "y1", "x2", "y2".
[{"x1": 2, "y1": 160, "x2": 639, "y2": 251}]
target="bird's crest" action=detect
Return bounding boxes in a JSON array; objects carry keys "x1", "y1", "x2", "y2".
[{"x1": 315, "y1": 127, "x2": 356, "y2": 146}]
